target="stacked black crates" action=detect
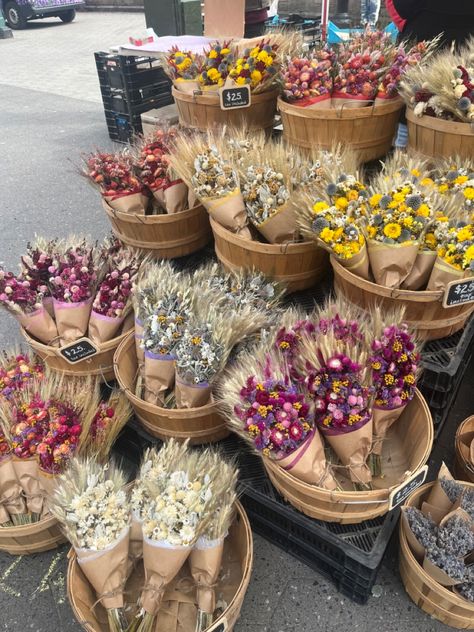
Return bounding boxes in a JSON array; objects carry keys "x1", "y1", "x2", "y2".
[{"x1": 95, "y1": 52, "x2": 174, "y2": 143}]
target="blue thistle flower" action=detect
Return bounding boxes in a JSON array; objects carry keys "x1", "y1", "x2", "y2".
[
  {"x1": 312, "y1": 217, "x2": 330, "y2": 233},
  {"x1": 380, "y1": 195, "x2": 392, "y2": 209},
  {"x1": 458, "y1": 97, "x2": 471, "y2": 111},
  {"x1": 406, "y1": 194, "x2": 422, "y2": 210},
  {"x1": 327, "y1": 183, "x2": 337, "y2": 196},
  {"x1": 446, "y1": 170, "x2": 459, "y2": 181}
]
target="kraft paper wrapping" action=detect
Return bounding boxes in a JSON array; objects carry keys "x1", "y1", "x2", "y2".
[
  {"x1": 427, "y1": 257, "x2": 467, "y2": 291},
  {"x1": 12, "y1": 456, "x2": 43, "y2": 515},
  {"x1": 152, "y1": 186, "x2": 166, "y2": 209},
  {"x1": 372, "y1": 406, "x2": 405, "y2": 456},
  {"x1": 425, "y1": 462, "x2": 455, "y2": 519},
  {"x1": 0, "y1": 456, "x2": 26, "y2": 523},
  {"x1": 76, "y1": 527, "x2": 130, "y2": 610},
  {"x1": 42, "y1": 295, "x2": 54, "y2": 317},
  {"x1": 135, "y1": 318, "x2": 145, "y2": 372},
  {"x1": 291, "y1": 94, "x2": 332, "y2": 109},
  {"x1": 37, "y1": 468, "x2": 58, "y2": 518},
  {"x1": 367, "y1": 239, "x2": 419, "y2": 289},
  {"x1": 175, "y1": 378, "x2": 212, "y2": 409},
  {"x1": 103, "y1": 192, "x2": 149, "y2": 215},
  {"x1": 189, "y1": 537, "x2": 225, "y2": 614},
  {"x1": 204, "y1": 189, "x2": 252, "y2": 239},
  {"x1": 332, "y1": 93, "x2": 374, "y2": 109},
  {"x1": 188, "y1": 190, "x2": 198, "y2": 210},
  {"x1": 338, "y1": 243, "x2": 370, "y2": 281},
  {"x1": 53, "y1": 298, "x2": 93, "y2": 345},
  {"x1": 401, "y1": 509, "x2": 426, "y2": 561},
  {"x1": 164, "y1": 181, "x2": 188, "y2": 214},
  {"x1": 88, "y1": 311, "x2": 124, "y2": 345},
  {"x1": 422, "y1": 557, "x2": 462, "y2": 587},
  {"x1": 20, "y1": 307, "x2": 59, "y2": 347},
  {"x1": 255, "y1": 204, "x2": 297, "y2": 245},
  {"x1": 401, "y1": 250, "x2": 437, "y2": 290},
  {"x1": 173, "y1": 79, "x2": 200, "y2": 94},
  {"x1": 320, "y1": 417, "x2": 373, "y2": 485},
  {"x1": 144, "y1": 351, "x2": 175, "y2": 406},
  {"x1": 130, "y1": 512, "x2": 143, "y2": 563},
  {"x1": 421, "y1": 501, "x2": 448, "y2": 525},
  {"x1": 141, "y1": 538, "x2": 191, "y2": 615},
  {"x1": 277, "y1": 429, "x2": 338, "y2": 489}
]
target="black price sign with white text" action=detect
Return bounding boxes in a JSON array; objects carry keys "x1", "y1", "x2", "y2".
[
  {"x1": 59, "y1": 338, "x2": 98, "y2": 364},
  {"x1": 443, "y1": 277, "x2": 474, "y2": 308},
  {"x1": 219, "y1": 85, "x2": 251, "y2": 110},
  {"x1": 388, "y1": 466, "x2": 428, "y2": 511}
]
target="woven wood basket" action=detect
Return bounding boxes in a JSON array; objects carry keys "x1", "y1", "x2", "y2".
[
  {"x1": 103, "y1": 202, "x2": 212, "y2": 259},
  {"x1": 332, "y1": 256, "x2": 474, "y2": 341},
  {"x1": 399, "y1": 480, "x2": 474, "y2": 629},
  {"x1": 67, "y1": 501, "x2": 253, "y2": 632},
  {"x1": 406, "y1": 108, "x2": 474, "y2": 161},
  {"x1": 278, "y1": 97, "x2": 404, "y2": 163},
  {"x1": 22, "y1": 324, "x2": 133, "y2": 382},
  {"x1": 114, "y1": 332, "x2": 229, "y2": 444},
  {"x1": 211, "y1": 218, "x2": 329, "y2": 293},
  {"x1": 454, "y1": 416, "x2": 474, "y2": 483},
  {"x1": 0, "y1": 514, "x2": 66, "y2": 555},
  {"x1": 172, "y1": 86, "x2": 278, "y2": 132},
  {"x1": 263, "y1": 390, "x2": 433, "y2": 524}
]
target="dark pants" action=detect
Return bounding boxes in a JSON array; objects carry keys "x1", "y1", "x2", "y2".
[{"x1": 244, "y1": 21, "x2": 266, "y2": 38}]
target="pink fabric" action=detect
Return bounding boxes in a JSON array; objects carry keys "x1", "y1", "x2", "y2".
[{"x1": 386, "y1": 0, "x2": 406, "y2": 31}]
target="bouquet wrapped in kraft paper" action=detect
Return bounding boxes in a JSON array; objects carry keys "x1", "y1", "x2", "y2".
[
  {"x1": 402, "y1": 463, "x2": 474, "y2": 597},
  {"x1": 0, "y1": 433, "x2": 27, "y2": 526},
  {"x1": 50, "y1": 458, "x2": 131, "y2": 632},
  {"x1": 162, "y1": 46, "x2": 202, "y2": 94},
  {"x1": 222, "y1": 348, "x2": 337, "y2": 489},
  {"x1": 170, "y1": 135, "x2": 251, "y2": 238},
  {"x1": 427, "y1": 214, "x2": 474, "y2": 291},
  {"x1": 281, "y1": 47, "x2": 335, "y2": 109}
]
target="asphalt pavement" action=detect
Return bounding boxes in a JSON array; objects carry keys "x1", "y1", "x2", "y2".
[{"x1": 0, "y1": 12, "x2": 471, "y2": 632}]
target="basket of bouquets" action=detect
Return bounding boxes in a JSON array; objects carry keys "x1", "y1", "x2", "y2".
[
  {"x1": 221, "y1": 296, "x2": 432, "y2": 523},
  {"x1": 0, "y1": 373, "x2": 131, "y2": 554},
  {"x1": 455, "y1": 416, "x2": 474, "y2": 483},
  {"x1": 67, "y1": 441, "x2": 253, "y2": 632},
  {"x1": 164, "y1": 46, "x2": 202, "y2": 94},
  {"x1": 115, "y1": 261, "x2": 269, "y2": 443},
  {"x1": 399, "y1": 42, "x2": 474, "y2": 159},
  {"x1": 399, "y1": 463, "x2": 474, "y2": 629},
  {"x1": 11, "y1": 236, "x2": 141, "y2": 378},
  {"x1": 429, "y1": 156, "x2": 474, "y2": 213}
]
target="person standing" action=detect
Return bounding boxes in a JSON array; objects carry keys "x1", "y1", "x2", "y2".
[
  {"x1": 360, "y1": 0, "x2": 381, "y2": 27},
  {"x1": 244, "y1": 0, "x2": 270, "y2": 38}
]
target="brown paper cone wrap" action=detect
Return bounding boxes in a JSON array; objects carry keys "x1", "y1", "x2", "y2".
[
  {"x1": 425, "y1": 462, "x2": 455, "y2": 518},
  {"x1": 42, "y1": 295, "x2": 54, "y2": 317},
  {"x1": 372, "y1": 406, "x2": 405, "y2": 456},
  {"x1": 88, "y1": 311, "x2": 124, "y2": 345},
  {"x1": 141, "y1": 538, "x2": 191, "y2": 615},
  {"x1": 19, "y1": 307, "x2": 59, "y2": 346},
  {"x1": 164, "y1": 181, "x2": 188, "y2": 214},
  {"x1": 400, "y1": 508, "x2": 426, "y2": 561},
  {"x1": 332, "y1": 93, "x2": 374, "y2": 109},
  {"x1": 320, "y1": 418, "x2": 373, "y2": 484},
  {"x1": 203, "y1": 189, "x2": 251, "y2": 239},
  {"x1": 190, "y1": 538, "x2": 225, "y2": 614},
  {"x1": 277, "y1": 429, "x2": 337, "y2": 489},
  {"x1": 470, "y1": 438, "x2": 474, "y2": 468},
  {"x1": 337, "y1": 243, "x2": 370, "y2": 281},
  {"x1": 0, "y1": 456, "x2": 26, "y2": 523},
  {"x1": 152, "y1": 187, "x2": 165, "y2": 208},
  {"x1": 144, "y1": 352, "x2": 175, "y2": 406},
  {"x1": 174, "y1": 79, "x2": 200, "y2": 94},
  {"x1": 130, "y1": 513, "x2": 143, "y2": 563},
  {"x1": 103, "y1": 192, "x2": 149, "y2": 215},
  {"x1": 76, "y1": 527, "x2": 130, "y2": 610},
  {"x1": 135, "y1": 318, "x2": 145, "y2": 370},
  {"x1": 53, "y1": 298, "x2": 93, "y2": 345},
  {"x1": 175, "y1": 377, "x2": 211, "y2": 409},
  {"x1": 38, "y1": 469, "x2": 59, "y2": 517},
  {"x1": 12, "y1": 456, "x2": 43, "y2": 515},
  {"x1": 255, "y1": 204, "x2": 297, "y2": 245},
  {"x1": 367, "y1": 240, "x2": 420, "y2": 289},
  {"x1": 401, "y1": 250, "x2": 437, "y2": 290},
  {"x1": 427, "y1": 257, "x2": 467, "y2": 291},
  {"x1": 422, "y1": 557, "x2": 462, "y2": 587},
  {"x1": 188, "y1": 189, "x2": 198, "y2": 210},
  {"x1": 421, "y1": 501, "x2": 448, "y2": 525}
]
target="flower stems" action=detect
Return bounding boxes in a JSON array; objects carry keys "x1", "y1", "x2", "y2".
[
  {"x1": 195, "y1": 610, "x2": 214, "y2": 632},
  {"x1": 107, "y1": 608, "x2": 129, "y2": 632}
]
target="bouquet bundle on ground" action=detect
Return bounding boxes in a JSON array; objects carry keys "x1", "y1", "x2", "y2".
[
  {"x1": 50, "y1": 458, "x2": 131, "y2": 632},
  {"x1": 399, "y1": 41, "x2": 474, "y2": 122},
  {"x1": 221, "y1": 297, "x2": 422, "y2": 489},
  {"x1": 402, "y1": 463, "x2": 474, "y2": 601}
]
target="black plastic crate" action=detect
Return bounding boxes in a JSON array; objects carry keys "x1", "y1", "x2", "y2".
[
  {"x1": 95, "y1": 52, "x2": 170, "y2": 92},
  {"x1": 101, "y1": 85, "x2": 173, "y2": 115},
  {"x1": 104, "y1": 110, "x2": 143, "y2": 143}
]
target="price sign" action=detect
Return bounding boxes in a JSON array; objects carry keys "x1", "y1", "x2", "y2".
[
  {"x1": 388, "y1": 466, "x2": 428, "y2": 511},
  {"x1": 59, "y1": 338, "x2": 98, "y2": 364},
  {"x1": 219, "y1": 85, "x2": 251, "y2": 111},
  {"x1": 207, "y1": 617, "x2": 227, "y2": 632},
  {"x1": 443, "y1": 277, "x2": 474, "y2": 308}
]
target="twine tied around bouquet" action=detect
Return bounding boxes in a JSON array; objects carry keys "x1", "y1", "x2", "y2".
[
  {"x1": 0, "y1": 490, "x2": 23, "y2": 506},
  {"x1": 91, "y1": 580, "x2": 130, "y2": 611}
]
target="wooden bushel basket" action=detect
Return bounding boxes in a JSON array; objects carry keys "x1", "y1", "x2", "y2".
[
  {"x1": 172, "y1": 86, "x2": 278, "y2": 132},
  {"x1": 278, "y1": 97, "x2": 404, "y2": 163},
  {"x1": 454, "y1": 416, "x2": 474, "y2": 483},
  {"x1": 22, "y1": 324, "x2": 133, "y2": 382},
  {"x1": 114, "y1": 332, "x2": 229, "y2": 444},
  {"x1": 399, "y1": 481, "x2": 474, "y2": 629},
  {"x1": 332, "y1": 256, "x2": 474, "y2": 341},
  {"x1": 210, "y1": 218, "x2": 330, "y2": 293},
  {"x1": 67, "y1": 501, "x2": 253, "y2": 632},
  {"x1": 103, "y1": 203, "x2": 212, "y2": 259},
  {"x1": 263, "y1": 390, "x2": 433, "y2": 524},
  {"x1": 406, "y1": 108, "x2": 474, "y2": 161},
  {"x1": 0, "y1": 514, "x2": 66, "y2": 555}
]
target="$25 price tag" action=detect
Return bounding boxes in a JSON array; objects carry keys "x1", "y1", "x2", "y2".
[
  {"x1": 443, "y1": 277, "x2": 474, "y2": 308},
  {"x1": 59, "y1": 338, "x2": 98, "y2": 364},
  {"x1": 388, "y1": 465, "x2": 428, "y2": 511},
  {"x1": 219, "y1": 85, "x2": 251, "y2": 110}
]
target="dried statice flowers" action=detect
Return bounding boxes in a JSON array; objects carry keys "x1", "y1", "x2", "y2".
[{"x1": 405, "y1": 507, "x2": 438, "y2": 549}]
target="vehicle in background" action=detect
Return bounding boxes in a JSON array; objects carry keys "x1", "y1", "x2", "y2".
[{"x1": 2, "y1": 0, "x2": 84, "y2": 29}]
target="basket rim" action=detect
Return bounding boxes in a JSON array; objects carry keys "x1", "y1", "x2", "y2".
[
  {"x1": 103, "y1": 201, "x2": 207, "y2": 225},
  {"x1": 278, "y1": 95, "x2": 404, "y2": 119},
  {"x1": 67, "y1": 499, "x2": 254, "y2": 632},
  {"x1": 113, "y1": 332, "x2": 221, "y2": 416},
  {"x1": 172, "y1": 84, "x2": 280, "y2": 105},
  {"x1": 400, "y1": 479, "x2": 474, "y2": 611},
  {"x1": 0, "y1": 512, "x2": 59, "y2": 536},
  {"x1": 22, "y1": 325, "x2": 133, "y2": 356},
  {"x1": 264, "y1": 389, "x2": 433, "y2": 501},
  {"x1": 406, "y1": 107, "x2": 474, "y2": 136}
]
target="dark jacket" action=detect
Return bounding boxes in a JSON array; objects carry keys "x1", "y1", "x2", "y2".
[{"x1": 393, "y1": 0, "x2": 474, "y2": 48}]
